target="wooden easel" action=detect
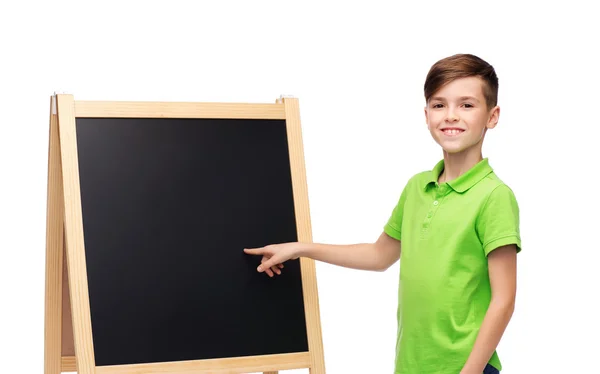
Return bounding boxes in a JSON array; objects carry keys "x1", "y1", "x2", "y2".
[{"x1": 43, "y1": 94, "x2": 326, "y2": 373}]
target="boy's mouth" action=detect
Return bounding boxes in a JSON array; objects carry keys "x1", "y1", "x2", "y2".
[{"x1": 441, "y1": 128, "x2": 465, "y2": 136}]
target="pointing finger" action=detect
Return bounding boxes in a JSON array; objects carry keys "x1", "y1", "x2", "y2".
[{"x1": 244, "y1": 247, "x2": 263, "y2": 255}]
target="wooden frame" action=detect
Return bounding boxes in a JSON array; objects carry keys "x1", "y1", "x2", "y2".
[{"x1": 44, "y1": 94, "x2": 326, "y2": 374}]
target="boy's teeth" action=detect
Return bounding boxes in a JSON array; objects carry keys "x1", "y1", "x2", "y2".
[{"x1": 443, "y1": 129, "x2": 462, "y2": 134}]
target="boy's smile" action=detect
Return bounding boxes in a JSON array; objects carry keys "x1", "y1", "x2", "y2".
[
  {"x1": 424, "y1": 76, "x2": 499, "y2": 155},
  {"x1": 441, "y1": 127, "x2": 465, "y2": 136}
]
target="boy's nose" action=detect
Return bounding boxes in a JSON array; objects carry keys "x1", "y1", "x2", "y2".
[{"x1": 445, "y1": 112, "x2": 459, "y2": 122}]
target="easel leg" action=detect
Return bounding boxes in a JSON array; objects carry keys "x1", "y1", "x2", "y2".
[
  {"x1": 44, "y1": 96, "x2": 65, "y2": 374},
  {"x1": 57, "y1": 93, "x2": 97, "y2": 374},
  {"x1": 281, "y1": 98, "x2": 327, "y2": 374}
]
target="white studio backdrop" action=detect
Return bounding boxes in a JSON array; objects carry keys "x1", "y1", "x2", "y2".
[{"x1": 1, "y1": 1, "x2": 598, "y2": 373}]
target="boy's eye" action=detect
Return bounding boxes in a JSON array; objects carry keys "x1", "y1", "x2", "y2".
[
  {"x1": 463, "y1": 103, "x2": 473, "y2": 108},
  {"x1": 432, "y1": 104, "x2": 444, "y2": 108}
]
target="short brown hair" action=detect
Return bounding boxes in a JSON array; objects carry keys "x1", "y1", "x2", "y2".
[{"x1": 424, "y1": 54, "x2": 499, "y2": 110}]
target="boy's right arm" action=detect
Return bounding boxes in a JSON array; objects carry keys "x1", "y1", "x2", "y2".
[{"x1": 243, "y1": 232, "x2": 401, "y2": 277}]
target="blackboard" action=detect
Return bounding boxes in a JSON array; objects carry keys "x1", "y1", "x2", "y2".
[
  {"x1": 75, "y1": 117, "x2": 309, "y2": 366},
  {"x1": 45, "y1": 96, "x2": 325, "y2": 374}
]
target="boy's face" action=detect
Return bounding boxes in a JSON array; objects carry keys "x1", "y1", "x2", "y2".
[{"x1": 424, "y1": 77, "x2": 499, "y2": 155}]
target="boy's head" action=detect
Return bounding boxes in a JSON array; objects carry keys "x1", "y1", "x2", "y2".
[
  {"x1": 423, "y1": 54, "x2": 500, "y2": 155},
  {"x1": 424, "y1": 54, "x2": 498, "y2": 111}
]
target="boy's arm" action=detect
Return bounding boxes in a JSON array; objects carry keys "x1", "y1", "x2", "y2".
[
  {"x1": 299, "y1": 231, "x2": 401, "y2": 271},
  {"x1": 460, "y1": 244, "x2": 518, "y2": 374},
  {"x1": 244, "y1": 231, "x2": 401, "y2": 276}
]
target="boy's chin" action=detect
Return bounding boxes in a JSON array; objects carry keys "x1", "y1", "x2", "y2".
[
  {"x1": 439, "y1": 143, "x2": 469, "y2": 154},
  {"x1": 434, "y1": 137, "x2": 482, "y2": 155}
]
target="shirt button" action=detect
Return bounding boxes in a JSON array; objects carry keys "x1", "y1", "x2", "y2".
[{"x1": 433, "y1": 200, "x2": 439, "y2": 206}]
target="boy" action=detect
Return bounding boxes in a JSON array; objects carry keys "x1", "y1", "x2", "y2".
[{"x1": 244, "y1": 54, "x2": 521, "y2": 374}]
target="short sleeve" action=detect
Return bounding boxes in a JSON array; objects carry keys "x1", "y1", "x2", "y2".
[
  {"x1": 476, "y1": 184, "x2": 522, "y2": 256},
  {"x1": 384, "y1": 180, "x2": 410, "y2": 241}
]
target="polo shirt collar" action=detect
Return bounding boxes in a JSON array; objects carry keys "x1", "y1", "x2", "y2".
[{"x1": 425, "y1": 158, "x2": 493, "y2": 193}]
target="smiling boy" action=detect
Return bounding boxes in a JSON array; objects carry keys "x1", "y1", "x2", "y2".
[{"x1": 244, "y1": 54, "x2": 521, "y2": 374}]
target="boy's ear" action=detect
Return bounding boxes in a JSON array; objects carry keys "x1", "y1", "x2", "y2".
[
  {"x1": 424, "y1": 106, "x2": 429, "y2": 125},
  {"x1": 487, "y1": 106, "x2": 500, "y2": 129}
]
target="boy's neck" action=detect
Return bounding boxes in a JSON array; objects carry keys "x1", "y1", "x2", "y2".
[{"x1": 438, "y1": 149, "x2": 483, "y2": 184}]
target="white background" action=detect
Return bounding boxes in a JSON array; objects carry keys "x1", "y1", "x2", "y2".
[{"x1": 1, "y1": 1, "x2": 598, "y2": 373}]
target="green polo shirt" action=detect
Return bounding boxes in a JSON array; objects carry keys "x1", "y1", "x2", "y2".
[{"x1": 384, "y1": 158, "x2": 521, "y2": 374}]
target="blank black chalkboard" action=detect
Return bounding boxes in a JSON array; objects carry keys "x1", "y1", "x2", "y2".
[{"x1": 75, "y1": 117, "x2": 308, "y2": 366}]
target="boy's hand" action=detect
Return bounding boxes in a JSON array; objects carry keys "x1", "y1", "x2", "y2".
[{"x1": 243, "y1": 243, "x2": 301, "y2": 277}]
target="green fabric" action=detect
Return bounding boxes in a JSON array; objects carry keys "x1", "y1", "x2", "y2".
[{"x1": 384, "y1": 158, "x2": 521, "y2": 373}]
